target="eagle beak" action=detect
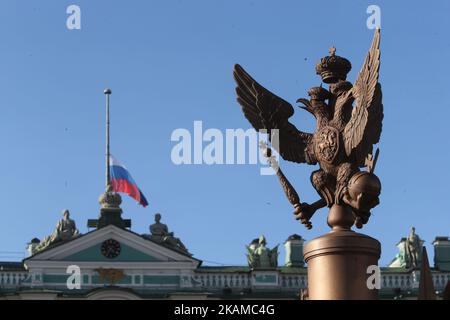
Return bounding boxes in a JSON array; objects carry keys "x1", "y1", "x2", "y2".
[{"x1": 296, "y1": 98, "x2": 313, "y2": 113}]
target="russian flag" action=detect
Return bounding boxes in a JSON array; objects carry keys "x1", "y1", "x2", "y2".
[{"x1": 109, "y1": 155, "x2": 149, "y2": 207}]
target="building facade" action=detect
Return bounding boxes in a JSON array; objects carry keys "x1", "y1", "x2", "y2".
[{"x1": 1, "y1": 193, "x2": 449, "y2": 300}]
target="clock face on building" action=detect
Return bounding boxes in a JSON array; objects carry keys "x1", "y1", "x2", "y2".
[{"x1": 101, "y1": 239, "x2": 121, "y2": 259}]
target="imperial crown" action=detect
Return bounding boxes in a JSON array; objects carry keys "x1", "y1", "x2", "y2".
[
  {"x1": 99, "y1": 186, "x2": 122, "y2": 209},
  {"x1": 315, "y1": 47, "x2": 352, "y2": 84}
]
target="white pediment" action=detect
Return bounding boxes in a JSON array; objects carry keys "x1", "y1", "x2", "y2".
[{"x1": 24, "y1": 225, "x2": 200, "y2": 270}]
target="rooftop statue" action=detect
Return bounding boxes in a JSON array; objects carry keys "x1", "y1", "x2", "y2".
[
  {"x1": 233, "y1": 29, "x2": 383, "y2": 230},
  {"x1": 145, "y1": 213, "x2": 190, "y2": 255},
  {"x1": 246, "y1": 235, "x2": 279, "y2": 269},
  {"x1": 56, "y1": 209, "x2": 79, "y2": 241},
  {"x1": 33, "y1": 210, "x2": 80, "y2": 254},
  {"x1": 26, "y1": 238, "x2": 40, "y2": 256},
  {"x1": 389, "y1": 227, "x2": 424, "y2": 269},
  {"x1": 407, "y1": 227, "x2": 422, "y2": 267}
]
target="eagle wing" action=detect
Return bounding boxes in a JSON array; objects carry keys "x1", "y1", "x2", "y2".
[
  {"x1": 233, "y1": 64, "x2": 313, "y2": 164},
  {"x1": 343, "y1": 28, "x2": 383, "y2": 166}
]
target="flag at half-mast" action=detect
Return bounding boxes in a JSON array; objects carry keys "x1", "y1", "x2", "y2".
[{"x1": 109, "y1": 155, "x2": 148, "y2": 207}]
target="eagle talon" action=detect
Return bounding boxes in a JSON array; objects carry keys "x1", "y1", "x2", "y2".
[{"x1": 294, "y1": 203, "x2": 314, "y2": 229}]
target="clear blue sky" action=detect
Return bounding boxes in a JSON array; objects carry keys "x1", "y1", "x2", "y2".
[{"x1": 0, "y1": 0, "x2": 449, "y2": 266}]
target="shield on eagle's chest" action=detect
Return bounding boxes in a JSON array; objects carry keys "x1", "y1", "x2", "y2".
[{"x1": 314, "y1": 126, "x2": 340, "y2": 164}]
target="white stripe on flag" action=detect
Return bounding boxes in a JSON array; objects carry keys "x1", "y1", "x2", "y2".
[{"x1": 109, "y1": 154, "x2": 126, "y2": 168}]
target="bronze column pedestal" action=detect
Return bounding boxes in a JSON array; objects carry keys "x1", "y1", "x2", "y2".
[{"x1": 303, "y1": 204, "x2": 381, "y2": 300}]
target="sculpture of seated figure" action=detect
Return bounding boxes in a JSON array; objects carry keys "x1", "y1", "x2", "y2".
[
  {"x1": 34, "y1": 210, "x2": 79, "y2": 253},
  {"x1": 54, "y1": 209, "x2": 79, "y2": 241},
  {"x1": 149, "y1": 213, "x2": 188, "y2": 252}
]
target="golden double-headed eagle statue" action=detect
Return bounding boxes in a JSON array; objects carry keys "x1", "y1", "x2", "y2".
[{"x1": 233, "y1": 29, "x2": 383, "y2": 230}]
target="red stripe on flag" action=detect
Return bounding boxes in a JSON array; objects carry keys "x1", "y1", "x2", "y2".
[{"x1": 111, "y1": 179, "x2": 140, "y2": 203}]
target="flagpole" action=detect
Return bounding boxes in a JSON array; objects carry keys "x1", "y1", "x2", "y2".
[{"x1": 104, "y1": 88, "x2": 112, "y2": 189}]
